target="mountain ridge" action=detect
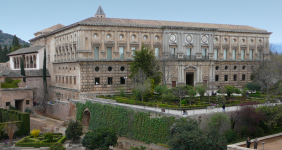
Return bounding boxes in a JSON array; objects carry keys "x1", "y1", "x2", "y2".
[{"x1": 0, "y1": 30, "x2": 30, "y2": 47}]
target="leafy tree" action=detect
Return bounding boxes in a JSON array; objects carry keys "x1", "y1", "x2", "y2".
[
  {"x1": 187, "y1": 86, "x2": 197, "y2": 105},
  {"x1": 208, "y1": 113, "x2": 230, "y2": 134},
  {"x1": 82, "y1": 128, "x2": 118, "y2": 150},
  {"x1": 131, "y1": 69, "x2": 152, "y2": 102},
  {"x1": 11, "y1": 35, "x2": 21, "y2": 52},
  {"x1": 171, "y1": 85, "x2": 188, "y2": 106},
  {"x1": 244, "y1": 83, "x2": 261, "y2": 91},
  {"x1": 205, "y1": 122, "x2": 228, "y2": 150},
  {"x1": 65, "y1": 120, "x2": 83, "y2": 142},
  {"x1": 224, "y1": 85, "x2": 241, "y2": 98},
  {"x1": 196, "y1": 84, "x2": 207, "y2": 101},
  {"x1": 49, "y1": 143, "x2": 66, "y2": 150},
  {"x1": 129, "y1": 45, "x2": 162, "y2": 88},
  {"x1": 161, "y1": 92, "x2": 174, "y2": 104},
  {"x1": 257, "y1": 105, "x2": 282, "y2": 129},
  {"x1": 20, "y1": 58, "x2": 26, "y2": 82},
  {"x1": 154, "y1": 85, "x2": 168, "y2": 95},
  {"x1": 168, "y1": 118, "x2": 205, "y2": 150}
]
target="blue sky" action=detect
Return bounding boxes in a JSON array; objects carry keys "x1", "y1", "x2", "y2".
[{"x1": 1, "y1": 0, "x2": 281, "y2": 44}]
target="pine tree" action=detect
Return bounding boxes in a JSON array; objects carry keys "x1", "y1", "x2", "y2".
[
  {"x1": 3, "y1": 45, "x2": 8, "y2": 62},
  {"x1": 0, "y1": 44, "x2": 3, "y2": 62},
  {"x1": 11, "y1": 35, "x2": 21, "y2": 52},
  {"x1": 20, "y1": 58, "x2": 26, "y2": 82}
]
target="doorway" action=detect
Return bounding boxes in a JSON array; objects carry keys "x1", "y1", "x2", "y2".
[
  {"x1": 82, "y1": 110, "x2": 90, "y2": 126},
  {"x1": 172, "y1": 81, "x2": 176, "y2": 87},
  {"x1": 15, "y1": 99, "x2": 24, "y2": 112},
  {"x1": 186, "y1": 73, "x2": 194, "y2": 86}
]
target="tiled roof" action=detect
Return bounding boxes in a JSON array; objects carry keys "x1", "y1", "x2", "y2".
[
  {"x1": 0, "y1": 70, "x2": 24, "y2": 78},
  {"x1": 79, "y1": 17, "x2": 266, "y2": 31},
  {"x1": 8, "y1": 45, "x2": 45, "y2": 56},
  {"x1": 35, "y1": 24, "x2": 65, "y2": 34},
  {"x1": 14, "y1": 69, "x2": 50, "y2": 77},
  {"x1": 95, "y1": 5, "x2": 105, "y2": 15}
]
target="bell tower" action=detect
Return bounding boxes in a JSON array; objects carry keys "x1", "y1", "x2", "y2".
[{"x1": 95, "y1": 5, "x2": 106, "y2": 18}]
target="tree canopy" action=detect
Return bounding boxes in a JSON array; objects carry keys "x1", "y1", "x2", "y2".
[{"x1": 11, "y1": 35, "x2": 21, "y2": 52}]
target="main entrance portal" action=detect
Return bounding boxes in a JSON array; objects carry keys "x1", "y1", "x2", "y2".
[{"x1": 186, "y1": 73, "x2": 194, "y2": 86}]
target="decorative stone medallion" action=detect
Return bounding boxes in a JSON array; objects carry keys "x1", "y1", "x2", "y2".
[
  {"x1": 201, "y1": 35, "x2": 208, "y2": 44},
  {"x1": 169, "y1": 34, "x2": 177, "y2": 42},
  {"x1": 186, "y1": 34, "x2": 193, "y2": 43}
]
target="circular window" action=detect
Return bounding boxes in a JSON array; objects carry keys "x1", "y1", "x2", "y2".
[
  {"x1": 225, "y1": 66, "x2": 228, "y2": 70},
  {"x1": 120, "y1": 66, "x2": 125, "y2": 71},
  {"x1": 233, "y1": 39, "x2": 237, "y2": 42},
  {"x1": 224, "y1": 38, "x2": 228, "y2": 42},
  {"x1": 106, "y1": 34, "x2": 111, "y2": 39},
  {"x1": 143, "y1": 35, "x2": 148, "y2": 40},
  {"x1": 155, "y1": 36, "x2": 159, "y2": 40},
  {"x1": 95, "y1": 67, "x2": 99, "y2": 72},
  {"x1": 94, "y1": 34, "x2": 98, "y2": 38},
  {"x1": 214, "y1": 38, "x2": 218, "y2": 42},
  {"x1": 215, "y1": 66, "x2": 219, "y2": 70},
  {"x1": 119, "y1": 34, "x2": 124, "y2": 39},
  {"x1": 242, "y1": 39, "x2": 245, "y2": 43},
  {"x1": 108, "y1": 66, "x2": 112, "y2": 71},
  {"x1": 234, "y1": 66, "x2": 237, "y2": 70},
  {"x1": 259, "y1": 39, "x2": 262, "y2": 43},
  {"x1": 242, "y1": 66, "x2": 246, "y2": 70},
  {"x1": 250, "y1": 39, "x2": 254, "y2": 43},
  {"x1": 132, "y1": 35, "x2": 136, "y2": 39}
]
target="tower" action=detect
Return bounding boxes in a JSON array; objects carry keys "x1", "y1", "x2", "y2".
[{"x1": 95, "y1": 5, "x2": 105, "y2": 18}]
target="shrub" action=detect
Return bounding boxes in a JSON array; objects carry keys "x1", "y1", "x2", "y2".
[
  {"x1": 44, "y1": 133, "x2": 54, "y2": 142},
  {"x1": 49, "y1": 143, "x2": 66, "y2": 150},
  {"x1": 130, "y1": 145, "x2": 147, "y2": 150},
  {"x1": 31, "y1": 129, "x2": 40, "y2": 138},
  {"x1": 82, "y1": 128, "x2": 118, "y2": 150},
  {"x1": 181, "y1": 100, "x2": 187, "y2": 105},
  {"x1": 65, "y1": 120, "x2": 83, "y2": 142},
  {"x1": 154, "y1": 85, "x2": 168, "y2": 95}
]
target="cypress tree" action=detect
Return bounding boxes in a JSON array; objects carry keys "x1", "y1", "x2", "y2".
[
  {"x1": 0, "y1": 44, "x2": 3, "y2": 62},
  {"x1": 43, "y1": 48, "x2": 48, "y2": 116},
  {"x1": 7, "y1": 46, "x2": 11, "y2": 61},
  {"x1": 3, "y1": 45, "x2": 8, "y2": 62},
  {"x1": 11, "y1": 35, "x2": 21, "y2": 52},
  {"x1": 20, "y1": 58, "x2": 26, "y2": 82}
]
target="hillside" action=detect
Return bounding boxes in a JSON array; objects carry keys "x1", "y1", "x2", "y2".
[{"x1": 0, "y1": 30, "x2": 30, "y2": 47}]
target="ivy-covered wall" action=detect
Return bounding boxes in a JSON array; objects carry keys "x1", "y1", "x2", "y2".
[{"x1": 76, "y1": 101, "x2": 175, "y2": 144}]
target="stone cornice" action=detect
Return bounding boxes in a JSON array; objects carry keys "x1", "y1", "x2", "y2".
[{"x1": 30, "y1": 22, "x2": 272, "y2": 42}]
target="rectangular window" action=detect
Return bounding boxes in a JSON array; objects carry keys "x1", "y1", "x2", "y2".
[
  {"x1": 187, "y1": 48, "x2": 191, "y2": 56},
  {"x1": 233, "y1": 49, "x2": 236, "y2": 60},
  {"x1": 62, "y1": 77, "x2": 64, "y2": 84},
  {"x1": 215, "y1": 75, "x2": 219, "y2": 81},
  {"x1": 214, "y1": 49, "x2": 218, "y2": 60},
  {"x1": 258, "y1": 51, "x2": 261, "y2": 60},
  {"x1": 59, "y1": 77, "x2": 61, "y2": 83},
  {"x1": 155, "y1": 48, "x2": 159, "y2": 59},
  {"x1": 202, "y1": 49, "x2": 206, "y2": 57},
  {"x1": 233, "y1": 75, "x2": 237, "y2": 81},
  {"x1": 6, "y1": 102, "x2": 10, "y2": 106},
  {"x1": 170, "y1": 48, "x2": 175, "y2": 55},
  {"x1": 26, "y1": 100, "x2": 29, "y2": 105},
  {"x1": 224, "y1": 49, "x2": 227, "y2": 60},
  {"x1": 56, "y1": 77, "x2": 58, "y2": 83},
  {"x1": 95, "y1": 78, "x2": 100, "y2": 85},
  {"x1": 242, "y1": 74, "x2": 246, "y2": 81},
  {"x1": 241, "y1": 50, "x2": 245, "y2": 60},
  {"x1": 108, "y1": 77, "x2": 113, "y2": 85},
  {"x1": 66, "y1": 77, "x2": 68, "y2": 84},
  {"x1": 224, "y1": 75, "x2": 228, "y2": 81},
  {"x1": 107, "y1": 47, "x2": 112, "y2": 60},
  {"x1": 70, "y1": 77, "x2": 72, "y2": 84},
  {"x1": 119, "y1": 47, "x2": 124, "y2": 60},
  {"x1": 74, "y1": 77, "x2": 76, "y2": 85},
  {"x1": 250, "y1": 50, "x2": 253, "y2": 60},
  {"x1": 94, "y1": 47, "x2": 99, "y2": 60},
  {"x1": 131, "y1": 47, "x2": 136, "y2": 58},
  {"x1": 120, "y1": 77, "x2": 125, "y2": 84}
]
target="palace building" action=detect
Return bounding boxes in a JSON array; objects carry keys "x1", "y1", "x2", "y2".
[{"x1": 9, "y1": 5, "x2": 271, "y2": 101}]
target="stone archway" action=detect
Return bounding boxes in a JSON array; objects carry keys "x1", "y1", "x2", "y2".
[{"x1": 82, "y1": 108, "x2": 90, "y2": 126}]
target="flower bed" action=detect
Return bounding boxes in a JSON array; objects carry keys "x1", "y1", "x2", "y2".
[{"x1": 15, "y1": 133, "x2": 66, "y2": 148}]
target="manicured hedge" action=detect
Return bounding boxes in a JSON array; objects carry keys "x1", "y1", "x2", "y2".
[
  {"x1": 0, "y1": 108, "x2": 30, "y2": 136},
  {"x1": 15, "y1": 134, "x2": 66, "y2": 148}
]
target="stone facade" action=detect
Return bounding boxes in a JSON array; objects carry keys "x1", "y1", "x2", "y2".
[{"x1": 27, "y1": 6, "x2": 271, "y2": 100}]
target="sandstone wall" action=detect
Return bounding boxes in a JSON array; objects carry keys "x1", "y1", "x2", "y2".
[{"x1": 45, "y1": 100, "x2": 77, "y2": 121}]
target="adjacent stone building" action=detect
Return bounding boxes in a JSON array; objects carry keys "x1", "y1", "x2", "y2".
[{"x1": 23, "y1": 5, "x2": 271, "y2": 101}]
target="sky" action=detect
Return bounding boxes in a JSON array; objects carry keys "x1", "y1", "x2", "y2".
[{"x1": 0, "y1": 0, "x2": 282, "y2": 44}]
